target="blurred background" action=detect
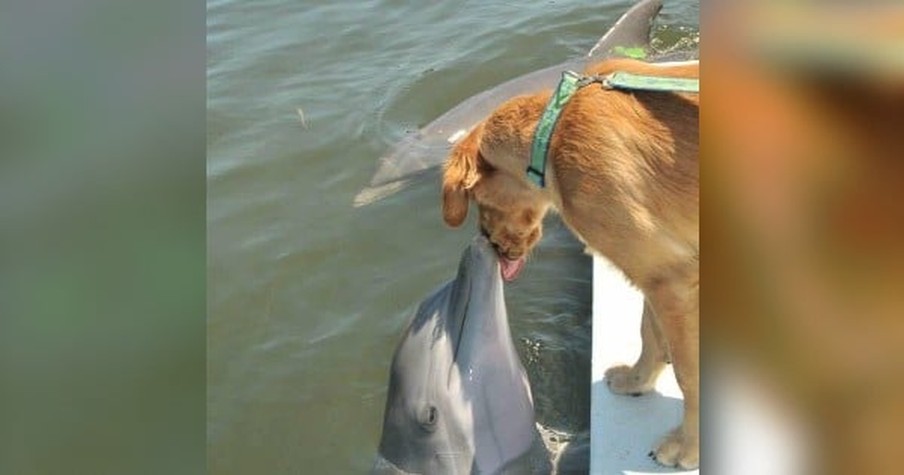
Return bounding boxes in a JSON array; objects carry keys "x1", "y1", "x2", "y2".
[
  {"x1": 2, "y1": 0, "x2": 903, "y2": 474},
  {"x1": 703, "y1": 2, "x2": 904, "y2": 474},
  {"x1": 0, "y1": 0, "x2": 206, "y2": 473}
]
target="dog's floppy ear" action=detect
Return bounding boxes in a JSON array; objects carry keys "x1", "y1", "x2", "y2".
[{"x1": 442, "y1": 125, "x2": 485, "y2": 227}]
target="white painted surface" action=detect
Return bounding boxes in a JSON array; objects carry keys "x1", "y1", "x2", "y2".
[{"x1": 590, "y1": 256, "x2": 698, "y2": 475}]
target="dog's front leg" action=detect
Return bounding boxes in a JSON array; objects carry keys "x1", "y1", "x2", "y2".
[{"x1": 605, "y1": 300, "x2": 668, "y2": 396}]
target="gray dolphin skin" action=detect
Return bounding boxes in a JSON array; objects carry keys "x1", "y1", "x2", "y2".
[
  {"x1": 354, "y1": 0, "x2": 664, "y2": 206},
  {"x1": 373, "y1": 236, "x2": 550, "y2": 475}
]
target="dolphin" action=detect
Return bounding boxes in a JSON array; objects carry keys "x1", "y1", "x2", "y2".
[
  {"x1": 373, "y1": 235, "x2": 550, "y2": 474},
  {"x1": 354, "y1": 0, "x2": 664, "y2": 207}
]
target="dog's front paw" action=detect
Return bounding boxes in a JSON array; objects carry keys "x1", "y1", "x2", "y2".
[
  {"x1": 650, "y1": 427, "x2": 699, "y2": 470},
  {"x1": 605, "y1": 364, "x2": 657, "y2": 396}
]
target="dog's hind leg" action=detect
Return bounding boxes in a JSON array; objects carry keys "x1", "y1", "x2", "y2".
[{"x1": 644, "y1": 273, "x2": 700, "y2": 470}]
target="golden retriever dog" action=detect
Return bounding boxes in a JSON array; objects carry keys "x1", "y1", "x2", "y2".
[{"x1": 441, "y1": 58, "x2": 699, "y2": 469}]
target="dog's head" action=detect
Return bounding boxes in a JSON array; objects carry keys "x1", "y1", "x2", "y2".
[{"x1": 441, "y1": 112, "x2": 550, "y2": 281}]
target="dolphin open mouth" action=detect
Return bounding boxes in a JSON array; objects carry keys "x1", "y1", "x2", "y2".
[
  {"x1": 500, "y1": 256, "x2": 525, "y2": 282},
  {"x1": 479, "y1": 228, "x2": 526, "y2": 282}
]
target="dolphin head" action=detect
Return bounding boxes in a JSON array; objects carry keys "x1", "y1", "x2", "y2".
[{"x1": 373, "y1": 236, "x2": 547, "y2": 474}]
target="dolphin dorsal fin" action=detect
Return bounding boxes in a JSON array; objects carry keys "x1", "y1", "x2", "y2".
[{"x1": 587, "y1": 0, "x2": 662, "y2": 59}]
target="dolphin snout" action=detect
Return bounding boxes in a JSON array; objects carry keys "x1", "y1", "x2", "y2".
[{"x1": 471, "y1": 233, "x2": 498, "y2": 256}]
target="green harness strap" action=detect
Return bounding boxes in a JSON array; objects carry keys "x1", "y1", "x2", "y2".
[
  {"x1": 527, "y1": 70, "x2": 699, "y2": 188},
  {"x1": 605, "y1": 71, "x2": 700, "y2": 93}
]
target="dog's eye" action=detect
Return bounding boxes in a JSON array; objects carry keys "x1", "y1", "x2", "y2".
[{"x1": 481, "y1": 202, "x2": 501, "y2": 214}]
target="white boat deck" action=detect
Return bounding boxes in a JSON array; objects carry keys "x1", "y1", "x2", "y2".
[{"x1": 590, "y1": 256, "x2": 698, "y2": 475}]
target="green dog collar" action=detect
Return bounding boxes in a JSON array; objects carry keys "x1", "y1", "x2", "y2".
[{"x1": 527, "y1": 71, "x2": 582, "y2": 188}]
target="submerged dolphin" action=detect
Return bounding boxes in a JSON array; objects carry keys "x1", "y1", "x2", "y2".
[
  {"x1": 373, "y1": 236, "x2": 550, "y2": 474},
  {"x1": 354, "y1": 0, "x2": 664, "y2": 206}
]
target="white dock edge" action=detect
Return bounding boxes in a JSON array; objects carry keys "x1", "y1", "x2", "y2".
[{"x1": 590, "y1": 256, "x2": 698, "y2": 475}]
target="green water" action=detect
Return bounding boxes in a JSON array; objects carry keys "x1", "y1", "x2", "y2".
[{"x1": 207, "y1": 0, "x2": 698, "y2": 472}]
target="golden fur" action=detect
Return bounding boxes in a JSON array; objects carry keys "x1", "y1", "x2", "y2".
[{"x1": 441, "y1": 58, "x2": 699, "y2": 469}]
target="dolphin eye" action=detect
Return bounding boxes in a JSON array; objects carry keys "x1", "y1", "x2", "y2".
[{"x1": 418, "y1": 405, "x2": 438, "y2": 432}]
